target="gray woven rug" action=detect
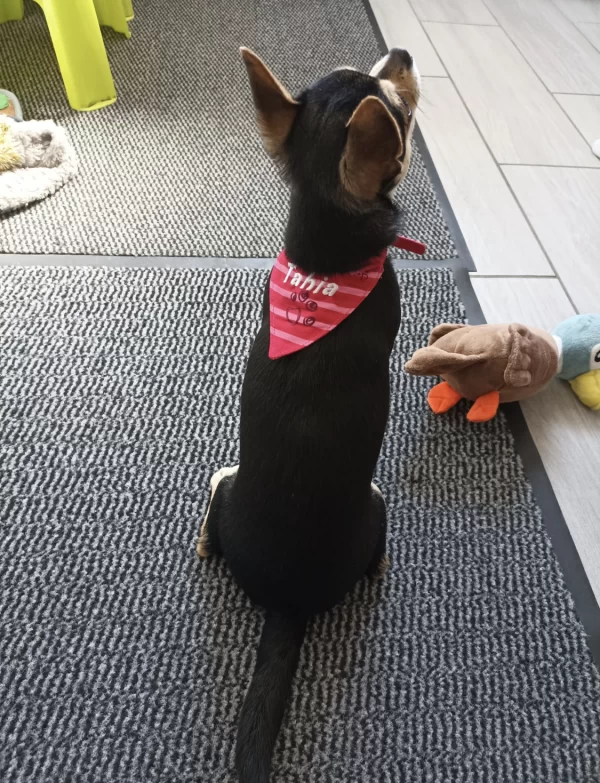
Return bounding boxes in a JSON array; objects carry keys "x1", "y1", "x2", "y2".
[
  {"x1": 1, "y1": 266, "x2": 599, "y2": 783},
  {"x1": 0, "y1": 0, "x2": 455, "y2": 261}
]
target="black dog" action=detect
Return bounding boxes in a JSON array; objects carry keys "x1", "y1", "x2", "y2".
[{"x1": 198, "y1": 47, "x2": 420, "y2": 783}]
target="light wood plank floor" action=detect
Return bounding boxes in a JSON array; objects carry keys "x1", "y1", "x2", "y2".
[
  {"x1": 484, "y1": 0, "x2": 600, "y2": 94},
  {"x1": 503, "y1": 166, "x2": 600, "y2": 314},
  {"x1": 553, "y1": 0, "x2": 600, "y2": 25},
  {"x1": 369, "y1": 0, "x2": 600, "y2": 602},
  {"x1": 556, "y1": 94, "x2": 600, "y2": 146},
  {"x1": 410, "y1": 0, "x2": 496, "y2": 25},
  {"x1": 417, "y1": 78, "x2": 552, "y2": 276},
  {"x1": 577, "y1": 22, "x2": 600, "y2": 49},
  {"x1": 423, "y1": 22, "x2": 599, "y2": 166}
]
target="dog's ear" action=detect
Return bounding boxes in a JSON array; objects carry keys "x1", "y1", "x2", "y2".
[
  {"x1": 340, "y1": 96, "x2": 403, "y2": 200},
  {"x1": 240, "y1": 47, "x2": 299, "y2": 158}
]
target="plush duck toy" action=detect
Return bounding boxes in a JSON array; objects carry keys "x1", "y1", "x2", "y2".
[
  {"x1": 553, "y1": 314, "x2": 600, "y2": 410},
  {"x1": 404, "y1": 323, "x2": 559, "y2": 422},
  {"x1": 405, "y1": 316, "x2": 600, "y2": 422}
]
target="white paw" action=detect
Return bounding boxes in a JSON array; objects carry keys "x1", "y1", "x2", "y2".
[
  {"x1": 197, "y1": 466, "x2": 239, "y2": 559},
  {"x1": 371, "y1": 482, "x2": 383, "y2": 498},
  {"x1": 202, "y1": 465, "x2": 239, "y2": 527},
  {"x1": 209, "y1": 465, "x2": 239, "y2": 496}
]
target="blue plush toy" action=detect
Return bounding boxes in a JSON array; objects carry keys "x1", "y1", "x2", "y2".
[{"x1": 553, "y1": 314, "x2": 600, "y2": 410}]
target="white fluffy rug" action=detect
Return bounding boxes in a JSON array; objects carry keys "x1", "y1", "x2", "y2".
[{"x1": 0, "y1": 117, "x2": 77, "y2": 214}]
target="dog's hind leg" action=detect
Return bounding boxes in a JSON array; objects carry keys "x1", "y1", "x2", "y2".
[
  {"x1": 366, "y1": 483, "x2": 389, "y2": 578},
  {"x1": 197, "y1": 466, "x2": 238, "y2": 558}
]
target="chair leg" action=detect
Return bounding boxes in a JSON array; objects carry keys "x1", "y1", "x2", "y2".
[
  {"x1": 0, "y1": 0, "x2": 24, "y2": 24},
  {"x1": 39, "y1": 0, "x2": 116, "y2": 110},
  {"x1": 123, "y1": 0, "x2": 134, "y2": 23},
  {"x1": 93, "y1": 0, "x2": 131, "y2": 38}
]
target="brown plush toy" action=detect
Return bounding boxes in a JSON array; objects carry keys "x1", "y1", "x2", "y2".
[{"x1": 404, "y1": 323, "x2": 559, "y2": 422}]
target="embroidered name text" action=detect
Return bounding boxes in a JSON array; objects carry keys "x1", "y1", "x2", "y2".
[{"x1": 283, "y1": 263, "x2": 339, "y2": 296}]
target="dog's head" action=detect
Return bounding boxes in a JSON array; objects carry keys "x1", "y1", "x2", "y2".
[{"x1": 240, "y1": 48, "x2": 420, "y2": 203}]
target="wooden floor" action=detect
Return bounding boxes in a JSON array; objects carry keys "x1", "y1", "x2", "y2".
[{"x1": 370, "y1": 0, "x2": 600, "y2": 602}]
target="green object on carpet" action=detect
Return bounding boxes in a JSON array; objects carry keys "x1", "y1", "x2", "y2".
[{"x1": 0, "y1": 89, "x2": 22, "y2": 119}]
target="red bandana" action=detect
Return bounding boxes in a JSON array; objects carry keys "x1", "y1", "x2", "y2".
[
  {"x1": 268, "y1": 236, "x2": 426, "y2": 359},
  {"x1": 268, "y1": 249, "x2": 385, "y2": 359}
]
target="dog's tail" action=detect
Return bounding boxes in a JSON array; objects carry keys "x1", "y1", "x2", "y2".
[{"x1": 235, "y1": 609, "x2": 308, "y2": 783}]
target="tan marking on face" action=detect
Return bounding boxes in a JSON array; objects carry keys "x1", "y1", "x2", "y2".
[
  {"x1": 370, "y1": 56, "x2": 389, "y2": 78},
  {"x1": 397, "y1": 138, "x2": 413, "y2": 185},
  {"x1": 379, "y1": 79, "x2": 402, "y2": 109},
  {"x1": 371, "y1": 52, "x2": 421, "y2": 113}
]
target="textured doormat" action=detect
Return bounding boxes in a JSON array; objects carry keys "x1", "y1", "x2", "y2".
[
  {"x1": 1, "y1": 266, "x2": 599, "y2": 783},
  {"x1": 0, "y1": 0, "x2": 456, "y2": 261}
]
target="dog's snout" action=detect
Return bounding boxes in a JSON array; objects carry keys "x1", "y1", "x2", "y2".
[
  {"x1": 372, "y1": 48, "x2": 414, "y2": 75},
  {"x1": 370, "y1": 49, "x2": 413, "y2": 78},
  {"x1": 389, "y1": 48, "x2": 413, "y2": 70}
]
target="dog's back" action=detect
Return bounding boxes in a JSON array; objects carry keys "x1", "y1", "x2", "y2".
[
  {"x1": 198, "y1": 47, "x2": 420, "y2": 782},
  {"x1": 221, "y1": 258, "x2": 400, "y2": 614}
]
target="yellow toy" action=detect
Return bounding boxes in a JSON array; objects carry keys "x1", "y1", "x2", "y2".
[
  {"x1": 553, "y1": 314, "x2": 600, "y2": 410},
  {"x1": 0, "y1": 0, "x2": 134, "y2": 111}
]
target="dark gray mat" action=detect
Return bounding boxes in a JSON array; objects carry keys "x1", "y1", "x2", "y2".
[
  {"x1": 1, "y1": 266, "x2": 599, "y2": 783},
  {"x1": 0, "y1": 0, "x2": 455, "y2": 261}
]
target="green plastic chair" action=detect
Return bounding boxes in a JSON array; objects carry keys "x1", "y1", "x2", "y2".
[{"x1": 0, "y1": 0, "x2": 134, "y2": 111}]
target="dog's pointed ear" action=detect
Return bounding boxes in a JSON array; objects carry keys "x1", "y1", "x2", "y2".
[
  {"x1": 340, "y1": 96, "x2": 403, "y2": 200},
  {"x1": 240, "y1": 47, "x2": 299, "y2": 158}
]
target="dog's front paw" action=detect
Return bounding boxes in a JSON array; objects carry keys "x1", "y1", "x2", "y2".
[{"x1": 197, "y1": 465, "x2": 239, "y2": 559}]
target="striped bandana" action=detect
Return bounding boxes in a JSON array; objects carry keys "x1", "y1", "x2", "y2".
[{"x1": 268, "y1": 248, "x2": 387, "y2": 359}]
